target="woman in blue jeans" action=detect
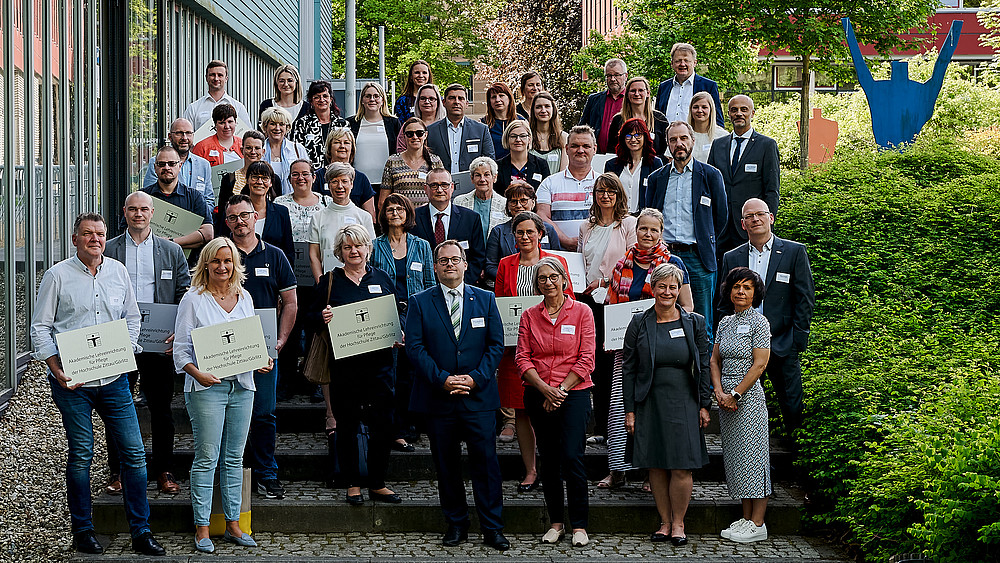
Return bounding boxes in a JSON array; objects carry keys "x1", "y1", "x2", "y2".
[{"x1": 173, "y1": 236, "x2": 274, "y2": 553}]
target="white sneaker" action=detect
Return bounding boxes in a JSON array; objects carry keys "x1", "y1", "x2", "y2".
[
  {"x1": 730, "y1": 521, "x2": 767, "y2": 543},
  {"x1": 720, "y1": 518, "x2": 748, "y2": 539}
]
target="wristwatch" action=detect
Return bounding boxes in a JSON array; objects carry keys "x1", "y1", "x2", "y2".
[
  {"x1": 558, "y1": 384, "x2": 568, "y2": 393},
  {"x1": 730, "y1": 389, "x2": 742, "y2": 403}
]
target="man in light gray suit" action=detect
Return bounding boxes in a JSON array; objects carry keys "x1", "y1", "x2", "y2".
[
  {"x1": 427, "y1": 84, "x2": 496, "y2": 180},
  {"x1": 103, "y1": 191, "x2": 191, "y2": 495}
]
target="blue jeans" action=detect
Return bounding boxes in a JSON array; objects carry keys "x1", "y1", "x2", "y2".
[
  {"x1": 49, "y1": 374, "x2": 151, "y2": 538},
  {"x1": 674, "y1": 248, "x2": 717, "y2": 341},
  {"x1": 185, "y1": 379, "x2": 254, "y2": 526},
  {"x1": 248, "y1": 362, "x2": 278, "y2": 481}
]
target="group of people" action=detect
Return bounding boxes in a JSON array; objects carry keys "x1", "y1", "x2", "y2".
[{"x1": 31, "y1": 41, "x2": 816, "y2": 556}]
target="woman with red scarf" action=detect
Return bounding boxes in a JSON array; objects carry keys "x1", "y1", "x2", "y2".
[{"x1": 598, "y1": 208, "x2": 693, "y2": 489}]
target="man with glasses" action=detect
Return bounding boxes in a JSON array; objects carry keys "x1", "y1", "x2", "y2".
[
  {"x1": 411, "y1": 168, "x2": 486, "y2": 285},
  {"x1": 142, "y1": 118, "x2": 215, "y2": 216},
  {"x1": 427, "y1": 84, "x2": 496, "y2": 176},
  {"x1": 654, "y1": 43, "x2": 725, "y2": 127},
  {"x1": 224, "y1": 194, "x2": 298, "y2": 499},
  {"x1": 579, "y1": 59, "x2": 628, "y2": 154},
  {"x1": 405, "y1": 240, "x2": 508, "y2": 551},
  {"x1": 717, "y1": 198, "x2": 814, "y2": 435},
  {"x1": 140, "y1": 145, "x2": 214, "y2": 264},
  {"x1": 646, "y1": 121, "x2": 727, "y2": 339}
]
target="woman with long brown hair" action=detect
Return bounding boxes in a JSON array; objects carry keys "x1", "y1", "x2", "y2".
[
  {"x1": 529, "y1": 92, "x2": 568, "y2": 175},
  {"x1": 607, "y1": 77, "x2": 668, "y2": 155}
]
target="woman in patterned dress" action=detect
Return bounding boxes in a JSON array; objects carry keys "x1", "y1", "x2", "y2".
[
  {"x1": 711, "y1": 266, "x2": 772, "y2": 543},
  {"x1": 380, "y1": 117, "x2": 444, "y2": 209}
]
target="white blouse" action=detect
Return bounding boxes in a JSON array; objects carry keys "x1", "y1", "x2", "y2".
[{"x1": 173, "y1": 286, "x2": 257, "y2": 392}]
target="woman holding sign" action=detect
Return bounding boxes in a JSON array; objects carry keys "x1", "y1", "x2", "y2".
[
  {"x1": 621, "y1": 263, "x2": 710, "y2": 546},
  {"x1": 174, "y1": 236, "x2": 273, "y2": 553},
  {"x1": 600, "y1": 208, "x2": 692, "y2": 490},
  {"x1": 495, "y1": 211, "x2": 573, "y2": 493},
  {"x1": 308, "y1": 223, "x2": 402, "y2": 506}
]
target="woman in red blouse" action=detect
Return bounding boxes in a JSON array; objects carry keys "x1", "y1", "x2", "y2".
[{"x1": 515, "y1": 256, "x2": 596, "y2": 547}]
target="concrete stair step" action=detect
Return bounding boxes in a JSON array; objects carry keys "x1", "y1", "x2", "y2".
[
  {"x1": 91, "y1": 479, "x2": 806, "y2": 536},
  {"x1": 76, "y1": 531, "x2": 850, "y2": 562}
]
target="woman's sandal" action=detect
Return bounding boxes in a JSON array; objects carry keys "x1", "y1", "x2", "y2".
[
  {"x1": 597, "y1": 472, "x2": 626, "y2": 489},
  {"x1": 325, "y1": 415, "x2": 337, "y2": 438},
  {"x1": 498, "y1": 422, "x2": 516, "y2": 443}
]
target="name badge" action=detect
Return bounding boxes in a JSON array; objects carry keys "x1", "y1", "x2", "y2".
[
  {"x1": 776, "y1": 272, "x2": 790, "y2": 283},
  {"x1": 417, "y1": 172, "x2": 428, "y2": 180},
  {"x1": 532, "y1": 173, "x2": 542, "y2": 181},
  {"x1": 561, "y1": 325, "x2": 576, "y2": 335},
  {"x1": 160, "y1": 270, "x2": 173, "y2": 280},
  {"x1": 459, "y1": 241, "x2": 469, "y2": 249},
  {"x1": 410, "y1": 261, "x2": 423, "y2": 272},
  {"x1": 736, "y1": 324, "x2": 751, "y2": 334},
  {"x1": 643, "y1": 178, "x2": 649, "y2": 187},
  {"x1": 471, "y1": 317, "x2": 485, "y2": 328},
  {"x1": 540, "y1": 235, "x2": 549, "y2": 244},
  {"x1": 547, "y1": 153, "x2": 560, "y2": 162},
  {"x1": 468, "y1": 144, "x2": 479, "y2": 153},
  {"x1": 650, "y1": 132, "x2": 656, "y2": 140},
  {"x1": 368, "y1": 284, "x2": 382, "y2": 294},
  {"x1": 197, "y1": 176, "x2": 206, "y2": 183},
  {"x1": 376, "y1": 125, "x2": 385, "y2": 133},
  {"x1": 255, "y1": 267, "x2": 269, "y2": 277},
  {"x1": 669, "y1": 328, "x2": 685, "y2": 339},
  {"x1": 343, "y1": 216, "x2": 357, "y2": 225},
  {"x1": 209, "y1": 150, "x2": 220, "y2": 157},
  {"x1": 745, "y1": 163, "x2": 758, "y2": 173},
  {"x1": 702, "y1": 144, "x2": 711, "y2": 151},
  {"x1": 700, "y1": 196, "x2": 712, "y2": 206}
]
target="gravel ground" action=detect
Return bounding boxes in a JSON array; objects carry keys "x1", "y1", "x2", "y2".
[{"x1": 0, "y1": 360, "x2": 113, "y2": 563}]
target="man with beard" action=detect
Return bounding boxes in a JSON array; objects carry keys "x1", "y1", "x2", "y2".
[
  {"x1": 143, "y1": 118, "x2": 215, "y2": 216},
  {"x1": 645, "y1": 121, "x2": 727, "y2": 339}
]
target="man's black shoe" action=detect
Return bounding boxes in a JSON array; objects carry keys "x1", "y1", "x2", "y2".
[
  {"x1": 72, "y1": 531, "x2": 103, "y2": 554},
  {"x1": 442, "y1": 524, "x2": 469, "y2": 546},
  {"x1": 132, "y1": 532, "x2": 166, "y2": 556},
  {"x1": 483, "y1": 530, "x2": 511, "y2": 551}
]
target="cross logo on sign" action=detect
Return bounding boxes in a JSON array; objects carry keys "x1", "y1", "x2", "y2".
[
  {"x1": 355, "y1": 308, "x2": 369, "y2": 323},
  {"x1": 509, "y1": 303, "x2": 523, "y2": 317},
  {"x1": 631, "y1": 306, "x2": 644, "y2": 315},
  {"x1": 86, "y1": 334, "x2": 101, "y2": 348},
  {"x1": 140, "y1": 310, "x2": 151, "y2": 323},
  {"x1": 220, "y1": 330, "x2": 236, "y2": 345},
  {"x1": 295, "y1": 246, "x2": 305, "y2": 260},
  {"x1": 164, "y1": 211, "x2": 177, "y2": 223}
]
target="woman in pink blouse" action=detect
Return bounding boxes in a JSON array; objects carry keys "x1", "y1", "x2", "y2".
[{"x1": 515, "y1": 256, "x2": 597, "y2": 548}]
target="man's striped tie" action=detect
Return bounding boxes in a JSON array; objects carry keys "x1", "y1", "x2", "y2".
[{"x1": 449, "y1": 289, "x2": 461, "y2": 339}]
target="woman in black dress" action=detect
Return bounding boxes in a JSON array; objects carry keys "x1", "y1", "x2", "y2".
[{"x1": 622, "y1": 262, "x2": 711, "y2": 546}]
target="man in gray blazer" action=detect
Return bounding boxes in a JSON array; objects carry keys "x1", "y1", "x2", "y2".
[
  {"x1": 104, "y1": 191, "x2": 191, "y2": 495},
  {"x1": 427, "y1": 84, "x2": 496, "y2": 178},
  {"x1": 716, "y1": 198, "x2": 815, "y2": 435}
]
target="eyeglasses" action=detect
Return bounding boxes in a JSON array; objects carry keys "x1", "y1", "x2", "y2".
[
  {"x1": 624, "y1": 133, "x2": 644, "y2": 141},
  {"x1": 247, "y1": 174, "x2": 270, "y2": 182},
  {"x1": 170, "y1": 131, "x2": 195, "y2": 136},
  {"x1": 508, "y1": 133, "x2": 531, "y2": 140},
  {"x1": 606, "y1": 73, "x2": 625, "y2": 79},
  {"x1": 509, "y1": 197, "x2": 533, "y2": 205},
  {"x1": 538, "y1": 274, "x2": 562, "y2": 284},
  {"x1": 418, "y1": 96, "x2": 438, "y2": 103},
  {"x1": 595, "y1": 189, "x2": 617, "y2": 195},
  {"x1": 426, "y1": 182, "x2": 452, "y2": 191},
  {"x1": 155, "y1": 160, "x2": 180, "y2": 167},
  {"x1": 436, "y1": 257, "x2": 464, "y2": 265},
  {"x1": 514, "y1": 229, "x2": 538, "y2": 237},
  {"x1": 742, "y1": 211, "x2": 771, "y2": 220},
  {"x1": 225, "y1": 211, "x2": 255, "y2": 223},
  {"x1": 384, "y1": 206, "x2": 406, "y2": 216},
  {"x1": 290, "y1": 171, "x2": 313, "y2": 178},
  {"x1": 404, "y1": 130, "x2": 427, "y2": 138}
]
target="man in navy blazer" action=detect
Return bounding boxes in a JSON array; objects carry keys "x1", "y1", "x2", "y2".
[
  {"x1": 654, "y1": 43, "x2": 725, "y2": 128},
  {"x1": 411, "y1": 168, "x2": 487, "y2": 285},
  {"x1": 717, "y1": 198, "x2": 814, "y2": 434},
  {"x1": 707, "y1": 95, "x2": 780, "y2": 258},
  {"x1": 578, "y1": 59, "x2": 628, "y2": 153},
  {"x1": 646, "y1": 121, "x2": 727, "y2": 339},
  {"x1": 406, "y1": 240, "x2": 508, "y2": 550},
  {"x1": 427, "y1": 84, "x2": 495, "y2": 175}
]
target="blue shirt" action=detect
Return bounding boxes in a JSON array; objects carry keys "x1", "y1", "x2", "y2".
[
  {"x1": 143, "y1": 153, "x2": 215, "y2": 217},
  {"x1": 473, "y1": 196, "x2": 492, "y2": 242},
  {"x1": 237, "y1": 236, "x2": 297, "y2": 309},
  {"x1": 661, "y1": 160, "x2": 696, "y2": 244}
]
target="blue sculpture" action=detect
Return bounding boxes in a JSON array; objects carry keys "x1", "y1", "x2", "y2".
[{"x1": 843, "y1": 17, "x2": 963, "y2": 149}]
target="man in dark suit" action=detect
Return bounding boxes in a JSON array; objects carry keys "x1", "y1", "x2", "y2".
[
  {"x1": 655, "y1": 43, "x2": 724, "y2": 127},
  {"x1": 707, "y1": 95, "x2": 780, "y2": 258},
  {"x1": 104, "y1": 191, "x2": 191, "y2": 495},
  {"x1": 647, "y1": 121, "x2": 727, "y2": 340},
  {"x1": 427, "y1": 84, "x2": 496, "y2": 176},
  {"x1": 411, "y1": 168, "x2": 487, "y2": 285},
  {"x1": 579, "y1": 58, "x2": 627, "y2": 154},
  {"x1": 717, "y1": 198, "x2": 815, "y2": 433},
  {"x1": 405, "y1": 240, "x2": 508, "y2": 550}
]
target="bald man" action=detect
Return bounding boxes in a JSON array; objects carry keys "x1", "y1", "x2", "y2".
[
  {"x1": 143, "y1": 118, "x2": 215, "y2": 216},
  {"x1": 103, "y1": 190, "x2": 191, "y2": 495},
  {"x1": 707, "y1": 95, "x2": 780, "y2": 258}
]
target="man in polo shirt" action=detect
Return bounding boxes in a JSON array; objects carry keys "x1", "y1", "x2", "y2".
[
  {"x1": 579, "y1": 59, "x2": 627, "y2": 154},
  {"x1": 182, "y1": 60, "x2": 252, "y2": 130},
  {"x1": 142, "y1": 118, "x2": 214, "y2": 216},
  {"x1": 536, "y1": 125, "x2": 599, "y2": 250},
  {"x1": 224, "y1": 194, "x2": 297, "y2": 500},
  {"x1": 142, "y1": 145, "x2": 214, "y2": 264}
]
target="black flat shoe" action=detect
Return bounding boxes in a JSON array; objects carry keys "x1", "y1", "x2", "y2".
[
  {"x1": 650, "y1": 532, "x2": 670, "y2": 542},
  {"x1": 132, "y1": 532, "x2": 166, "y2": 556},
  {"x1": 671, "y1": 535, "x2": 688, "y2": 546},
  {"x1": 346, "y1": 493, "x2": 365, "y2": 506},
  {"x1": 72, "y1": 531, "x2": 104, "y2": 554},
  {"x1": 517, "y1": 479, "x2": 539, "y2": 493},
  {"x1": 391, "y1": 440, "x2": 416, "y2": 452},
  {"x1": 483, "y1": 530, "x2": 511, "y2": 551},
  {"x1": 368, "y1": 489, "x2": 402, "y2": 503},
  {"x1": 442, "y1": 524, "x2": 469, "y2": 546}
]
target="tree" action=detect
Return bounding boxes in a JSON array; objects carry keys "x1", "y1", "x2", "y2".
[{"x1": 330, "y1": 0, "x2": 490, "y2": 91}]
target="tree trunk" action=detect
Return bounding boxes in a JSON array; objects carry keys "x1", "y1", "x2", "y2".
[{"x1": 798, "y1": 55, "x2": 811, "y2": 171}]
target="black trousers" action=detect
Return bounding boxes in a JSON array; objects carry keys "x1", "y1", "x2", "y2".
[
  {"x1": 577, "y1": 293, "x2": 612, "y2": 437},
  {"x1": 107, "y1": 353, "x2": 175, "y2": 476},
  {"x1": 331, "y1": 389, "x2": 393, "y2": 490},
  {"x1": 524, "y1": 386, "x2": 592, "y2": 529},
  {"x1": 765, "y1": 352, "x2": 804, "y2": 431}
]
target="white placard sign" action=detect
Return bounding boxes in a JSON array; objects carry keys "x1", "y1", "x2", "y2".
[
  {"x1": 603, "y1": 299, "x2": 654, "y2": 351},
  {"x1": 191, "y1": 316, "x2": 269, "y2": 379},
  {"x1": 591, "y1": 153, "x2": 616, "y2": 173},
  {"x1": 496, "y1": 295, "x2": 544, "y2": 346},
  {"x1": 54, "y1": 319, "x2": 138, "y2": 385},
  {"x1": 327, "y1": 294, "x2": 401, "y2": 359},
  {"x1": 255, "y1": 308, "x2": 278, "y2": 359},
  {"x1": 136, "y1": 302, "x2": 178, "y2": 354},
  {"x1": 546, "y1": 250, "x2": 586, "y2": 292}
]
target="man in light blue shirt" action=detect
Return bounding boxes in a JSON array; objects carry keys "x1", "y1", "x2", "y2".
[{"x1": 142, "y1": 118, "x2": 215, "y2": 216}]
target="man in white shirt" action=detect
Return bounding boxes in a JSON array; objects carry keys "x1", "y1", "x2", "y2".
[
  {"x1": 427, "y1": 84, "x2": 495, "y2": 176},
  {"x1": 654, "y1": 43, "x2": 725, "y2": 127},
  {"x1": 30, "y1": 213, "x2": 166, "y2": 556},
  {"x1": 182, "y1": 60, "x2": 252, "y2": 130},
  {"x1": 536, "y1": 125, "x2": 600, "y2": 250}
]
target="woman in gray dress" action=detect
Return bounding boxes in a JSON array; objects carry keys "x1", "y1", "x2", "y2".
[
  {"x1": 622, "y1": 263, "x2": 711, "y2": 546},
  {"x1": 711, "y1": 266, "x2": 771, "y2": 544}
]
